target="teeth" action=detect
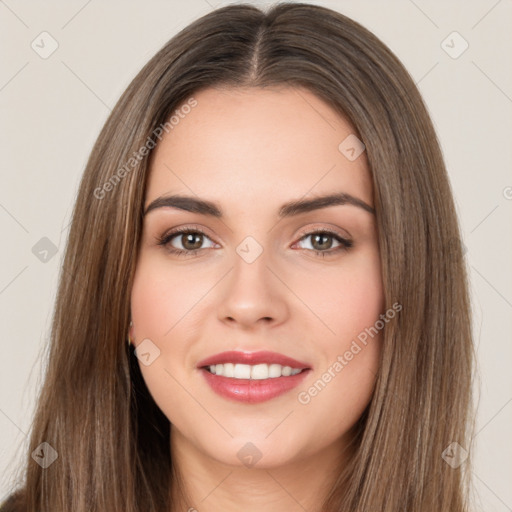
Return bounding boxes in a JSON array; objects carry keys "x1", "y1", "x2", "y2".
[
  {"x1": 234, "y1": 363, "x2": 251, "y2": 379},
  {"x1": 223, "y1": 362, "x2": 234, "y2": 377},
  {"x1": 208, "y1": 363, "x2": 302, "y2": 379}
]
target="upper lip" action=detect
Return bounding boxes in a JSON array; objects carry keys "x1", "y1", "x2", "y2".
[{"x1": 197, "y1": 350, "x2": 311, "y2": 369}]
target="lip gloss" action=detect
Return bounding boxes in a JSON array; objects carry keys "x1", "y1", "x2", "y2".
[{"x1": 200, "y1": 367, "x2": 310, "y2": 403}]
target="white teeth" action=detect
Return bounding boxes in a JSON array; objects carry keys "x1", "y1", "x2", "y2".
[
  {"x1": 268, "y1": 364, "x2": 283, "y2": 378},
  {"x1": 251, "y1": 364, "x2": 268, "y2": 380},
  {"x1": 234, "y1": 363, "x2": 251, "y2": 379},
  {"x1": 282, "y1": 366, "x2": 292, "y2": 377},
  {"x1": 223, "y1": 362, "x2": 234, "y2": 377},
  {"x1": 207, "y1": 363, "x2": 303, "y2": 379}
]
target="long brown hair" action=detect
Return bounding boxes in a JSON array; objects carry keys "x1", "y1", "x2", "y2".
[{"x1": 2, "y1": 2, "x2": 476, "y2": 510}]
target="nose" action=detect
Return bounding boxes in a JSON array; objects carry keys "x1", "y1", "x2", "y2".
[{"x1": 217, "y1": 249, "x2": 289, "y2": 330}]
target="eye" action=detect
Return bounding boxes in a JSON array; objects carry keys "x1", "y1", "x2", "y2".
[
  {"x1": 156, "y1": 226, "x2": 217, "y2": 257},
  {"x1": 293, "y1": 228, "x2": 353, "y2": 257},
  {"x1": 155, "y1": 226, "x2": 353, "y2": 258}
]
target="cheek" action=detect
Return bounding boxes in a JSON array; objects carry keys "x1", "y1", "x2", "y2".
[
  {"x1": 130, "y1": 256, "x2": 204, "y2": 340},
  {"x1": 130, "y1": 274, "x2": 170, "y2": 337},
  {"x1": 129, "y1": 256, "x2": 211, "y2": 407},
  {"x1": 294, "y1": 249, "x2": 384, "y2": 345},
  {"x1": 129, "y1": 259, "x2": 198, "y2": 427},
  {"x1": 330, "y1": 258, "x2": 384, "y2": 384},
  {"x1": 336, "y1": 267, "x2": 384, "y2": 340}
]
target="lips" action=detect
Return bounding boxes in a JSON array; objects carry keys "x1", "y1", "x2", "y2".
[{"x1": 197, "y1": 350, "x2": 312, "y2": 404}]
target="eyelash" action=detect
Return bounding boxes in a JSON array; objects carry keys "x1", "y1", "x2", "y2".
[{"x1": 156, "y1": 226, "x2": 353, "y2": 258}]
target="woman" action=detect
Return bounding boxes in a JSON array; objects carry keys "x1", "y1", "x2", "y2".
[{"x1": 1, "y1": 2, "x2": 475, "y2": 511}]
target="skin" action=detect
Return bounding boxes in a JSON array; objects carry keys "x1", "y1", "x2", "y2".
[{"x1": 129, "y1": 86, "x2": 384, "y2": 512}]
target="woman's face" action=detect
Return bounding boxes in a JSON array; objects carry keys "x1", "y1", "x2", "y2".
[{"x1": 130, "y1": 86, "x2": 384, "y2": 468}]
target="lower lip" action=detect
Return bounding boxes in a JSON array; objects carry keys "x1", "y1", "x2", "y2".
[{"x1": 200, "y1": 368, "x2": 310, "y2": 404}]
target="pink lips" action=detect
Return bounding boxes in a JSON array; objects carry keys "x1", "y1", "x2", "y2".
[{"x1": 197, "y1": 350, "x2": 312, "y2": 404}]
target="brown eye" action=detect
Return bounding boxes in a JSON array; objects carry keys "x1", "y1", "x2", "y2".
[
  {"x1": 294, "y1": 229, "x2": 353, "y2": 257},
  {"x1": 178, "y1": 232, "x2": 204, "y2": 251},
  {"x1": 157, "y1": 227, "x2": 216, "y2": 257},
  {"x1": 310, "y1": 233, "x2": 335, "y2": 251}
]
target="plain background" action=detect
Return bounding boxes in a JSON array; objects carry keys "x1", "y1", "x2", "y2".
[{"x1": 1, "y1": 0, "x2": 511, "y2": 509}]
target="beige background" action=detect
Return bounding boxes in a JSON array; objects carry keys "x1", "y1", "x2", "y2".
[{"x1": 1, "y1": 0, "x2": 511, "y2": 509}]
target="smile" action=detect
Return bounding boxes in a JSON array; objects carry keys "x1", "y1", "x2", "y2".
[{"x1": 197, "y1": 350, "x2": 311, "y2": 403}]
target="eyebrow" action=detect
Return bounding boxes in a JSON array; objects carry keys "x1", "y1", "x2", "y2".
[{"x1": 143, "y1": 192, "x2": 375, "y2": 218}]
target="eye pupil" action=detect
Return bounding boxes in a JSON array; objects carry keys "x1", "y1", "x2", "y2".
[
  {"x1": 182, "y1": 233, "x2": 203, "y2": 250},
  {"x1": 312, "y1": 233, "x2": 332, "y2": 250}
]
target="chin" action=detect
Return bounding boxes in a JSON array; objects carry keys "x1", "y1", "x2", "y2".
[{"x1": 195, "y1": 433, "x2": 309, "y2": 470}]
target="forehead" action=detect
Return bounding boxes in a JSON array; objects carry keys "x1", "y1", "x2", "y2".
[{"x1": 145, "y1": 86, "x2": 373, "y2": 212}]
